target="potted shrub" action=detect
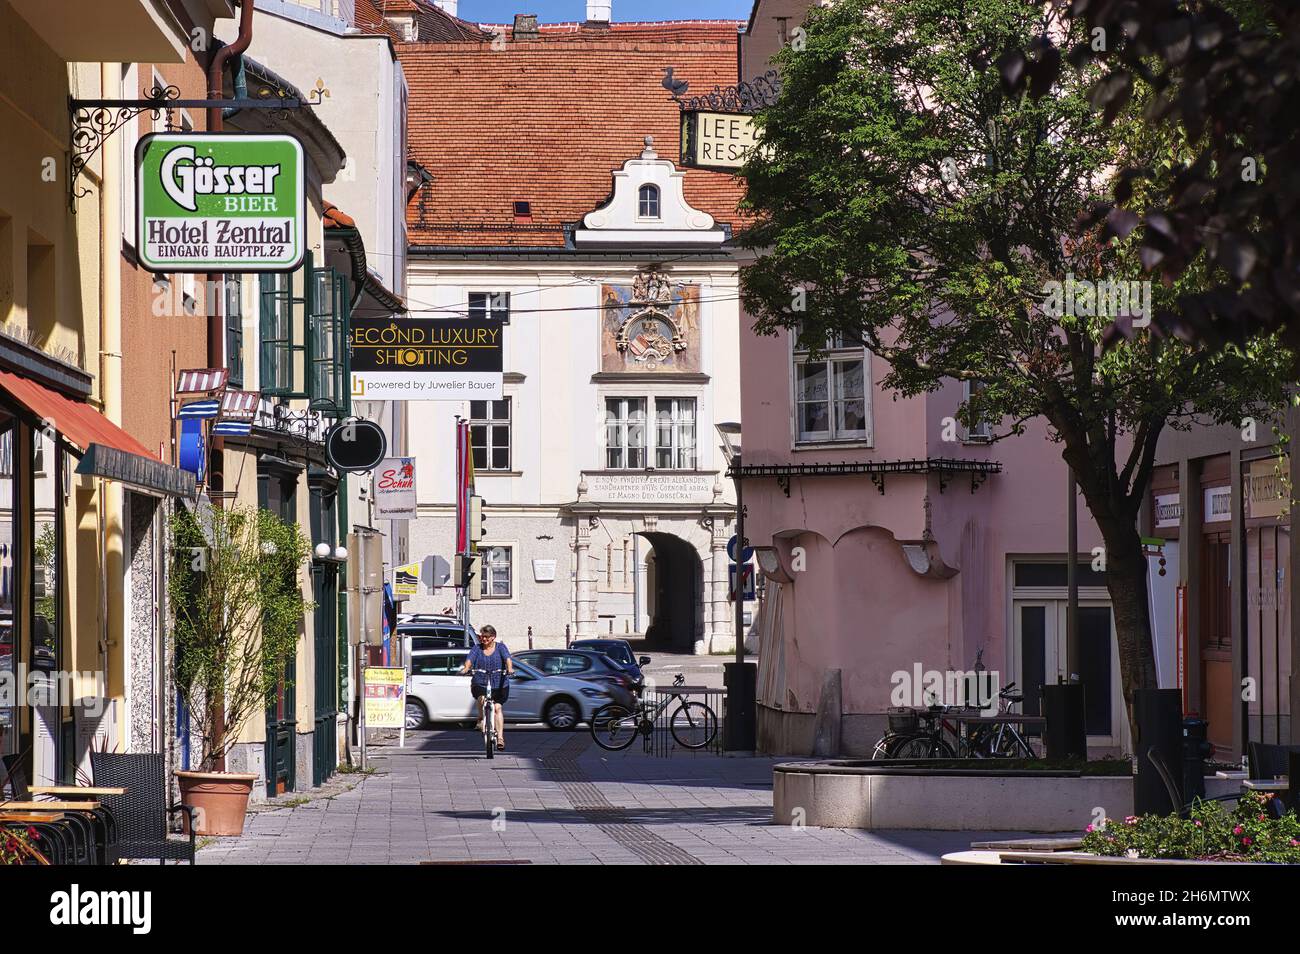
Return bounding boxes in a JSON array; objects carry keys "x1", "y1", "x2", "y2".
[{"x1": 170, "y1": 504, "x2": 312, "y2": 836}]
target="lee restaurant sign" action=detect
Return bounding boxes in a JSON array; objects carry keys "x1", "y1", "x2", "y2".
[
  {"x1": 680, "y1": 111, "x2": 757, "y2": 170},
  {"x1": 135, "y1": 133, "x2": 305, "y2": 273},
  {"x1": 349, "y1": 317, "x2": 503, "y2": 401}
]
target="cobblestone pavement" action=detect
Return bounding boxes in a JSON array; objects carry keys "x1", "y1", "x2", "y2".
[{"x1": 197, "y1": 727, "x2": 1036, "y2": 865}]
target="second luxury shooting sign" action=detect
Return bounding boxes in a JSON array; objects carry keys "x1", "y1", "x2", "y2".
[
  {"x1": 136, "y1": 133, "x2": 306, "y2": 273},
  {"x1": 349, "y1": 318, "x2": 503, "y2": 400}
]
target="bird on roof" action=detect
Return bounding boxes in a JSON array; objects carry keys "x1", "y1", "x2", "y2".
[{"x1": 662, "y1": 67, "x2": 689, "y2": 97}]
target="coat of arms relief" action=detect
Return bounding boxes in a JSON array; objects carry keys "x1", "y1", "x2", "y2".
[{"x1": 602, "y1": 268, "x2": 700, "y2": 372}]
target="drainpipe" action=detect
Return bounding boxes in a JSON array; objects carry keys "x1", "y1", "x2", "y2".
[
  {"x1": 99, "y1": 61, "x2": 126, "y2": 724},
  {"x1": 202, "y1": 0, "x2": 254, "y2": 770},
  {"x1": 205, "y1": 0, "x2": 255, "y2": 415}
]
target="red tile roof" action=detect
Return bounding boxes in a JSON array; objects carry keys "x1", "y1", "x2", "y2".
[
  {"x1": 375, "y1": 0, "x2": 493, "y2": 42},
  {"x1": 351, "y1": 0, "x2": 403, "y2": 40},
  {"x1": 399, "y1": 21, "x2": 749, "y2": 248}
]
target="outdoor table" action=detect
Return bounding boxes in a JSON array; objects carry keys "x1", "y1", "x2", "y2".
[
  {"x1": 0, "y1": 799, "x2": 102, "y2": 810},
  {"x1": 1215, "y1": 771, "x2": 1249, "y2": 780},
  {"x1": 1241, "y1": 778, "x2": 1290, "y2": 792}
]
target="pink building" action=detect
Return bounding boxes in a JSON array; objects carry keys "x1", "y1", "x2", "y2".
[{"x1": 737, "y1": 323, "x2": 1123, "y2": 756}]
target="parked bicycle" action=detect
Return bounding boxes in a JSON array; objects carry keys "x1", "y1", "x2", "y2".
[
  {"x1": 960, "y1": 682, "x2": 1037, "y2": 759},
  {"x1": 590, "y1": 673, "x2": 718, "y2": 751}
]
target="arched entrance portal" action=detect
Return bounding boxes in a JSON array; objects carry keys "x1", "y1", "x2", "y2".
[{"x1": 639, "y1": 532, "x2": 703, "y2": 653}]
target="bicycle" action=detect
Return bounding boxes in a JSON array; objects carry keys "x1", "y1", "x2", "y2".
[
  {"x1": 960, "y1": 682, "x2": 1038, "y2": 759},
  {"x1": 590, "y1": 673, "x2": 718, "y2": 751},
  {"x1": 471, "y1": 667, "x2": 507, "y2": 759}
]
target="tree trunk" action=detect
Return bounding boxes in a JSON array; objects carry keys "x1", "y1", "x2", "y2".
[{"x1": 1099, "y1": 526, "x2": 1159, "y2": 745}]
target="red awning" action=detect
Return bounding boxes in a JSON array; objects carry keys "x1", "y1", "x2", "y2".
[{"x1": 0, "y1": 369, "x2": 155, "y2": 459}]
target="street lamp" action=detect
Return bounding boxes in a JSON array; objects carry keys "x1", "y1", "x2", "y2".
[{"x1": 716, "y1": 421, "x2": 755, "y2": 752}]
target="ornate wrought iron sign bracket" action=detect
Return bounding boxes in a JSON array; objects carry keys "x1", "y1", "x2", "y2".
[
  {"x1": 68, "y1": 82, "x2": 325, "y2": 211},
  {"x1": 664, "y1": 68, "x2": 782, "y2": 114}
]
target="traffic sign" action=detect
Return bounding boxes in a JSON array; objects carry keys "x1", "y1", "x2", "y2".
[{"x1": 727, "y1": 534, "x2": 753, "y2": 564}]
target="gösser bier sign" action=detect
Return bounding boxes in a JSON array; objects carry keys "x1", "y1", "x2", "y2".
[{"x1": 136, "y1": 133, "x2": 305, "y2": 273}]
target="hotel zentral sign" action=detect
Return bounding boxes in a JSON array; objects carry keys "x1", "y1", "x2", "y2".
[{"x1": 135, "y1": 133, "x2": 305, "y2": 273}]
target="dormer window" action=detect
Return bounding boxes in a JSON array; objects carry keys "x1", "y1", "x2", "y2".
[{"x1": 638, "y1": 184, "x2": 660, "y2": 219}]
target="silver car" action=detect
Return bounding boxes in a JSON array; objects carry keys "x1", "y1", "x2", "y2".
[{"x1": 404, "y1": 650, "x2": 613, "y2": 731}]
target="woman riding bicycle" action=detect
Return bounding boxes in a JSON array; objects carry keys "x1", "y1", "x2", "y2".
[{"x1": 458, "y1": 624, "x2": 514, "y2": 751}]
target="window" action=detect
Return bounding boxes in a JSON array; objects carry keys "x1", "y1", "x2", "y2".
[
  {"x1": 654, "y1": 398, "x2": 696, "y2": 469},
  {"x1": 308, "y1": 263, "x2": 349, "y2": 416},
  {"x1": 638, "y1": 184, "x2": 660, "y2": 219},
  {"x1": 605, "y1": 397, "x2": 646, "y2": 469},
  {"x1": 225, "y1": 275, "x2": 243, "y2": 387},
  {"x1": 793, "y1": 329, "x2": 869, "y2": 443},
  {"x1": 479, "y1": 546, "x2": 512, "y2": 599},
  {"x1": 606, "y1": 397, "x2": 697, "y2": 470},
  {"x1": 963, "y1": 379, "x2": 991, "y2": 441},
  {"x1": 259, "y1": 270, "x2": 297, "y2": 396},
  {"x1": 410, "y1": 655, "x2": 455, "y2": 676},
  {"x1": 470, "y1": 399, "x2": 511, "y2": 471},
  {"x1": 468, "y1": 291, "x2": 510, "y2": 325}
]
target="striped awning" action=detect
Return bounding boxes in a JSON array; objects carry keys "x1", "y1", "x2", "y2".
[{"x1": 176, "y1": 368, "x2": 229, "y2": 394}]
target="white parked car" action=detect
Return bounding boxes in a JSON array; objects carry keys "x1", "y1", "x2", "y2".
[{"x1": 404, "y1": 650, "x2": 612, "y2": 731}]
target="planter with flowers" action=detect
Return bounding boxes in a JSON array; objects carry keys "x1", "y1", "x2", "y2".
[{"x1": 1081, "y1": 791, "x2": 1300, "y2": 863}]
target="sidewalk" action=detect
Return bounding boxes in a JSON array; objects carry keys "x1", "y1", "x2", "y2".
[{"x1": 197, "y1": 728, "x2": 1035, "y2": 865}]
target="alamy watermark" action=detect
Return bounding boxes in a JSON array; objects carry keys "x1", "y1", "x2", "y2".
[
  {"x1": 1041, "y1": 272, "x2": 1151, "y2": 328},
  {"x1": 0, "y1": 664, "x2": 107, "y2": 716},
  {"x1": 890, "y1": 664, "x2": 1001, "y2": 709}
]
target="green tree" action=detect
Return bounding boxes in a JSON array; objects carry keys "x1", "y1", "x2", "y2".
[
  {"x1": 739, "y1": 0, "x2": 1292, "y2": 736},
  {"x1": 170, "y1": 504, "x2": 312, "y2": 771}
]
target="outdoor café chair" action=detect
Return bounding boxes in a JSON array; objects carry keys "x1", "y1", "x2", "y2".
[
  {"x1": 91, "y1": 752, "x2": 197, "y2": 865},
  {"x1": 1, "y1": 753, "x2": 118, "y2": 863},
  {"x1": 1, "y1": 755, "x2": 101, "y2": 864},
  {"x1": 1247, "y1": 742, "x2": 1300, "y2": 816}
]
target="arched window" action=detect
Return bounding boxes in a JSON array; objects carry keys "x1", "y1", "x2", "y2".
[{"x1": 638, "y1": 184, "x2": 660, "y2": 219}]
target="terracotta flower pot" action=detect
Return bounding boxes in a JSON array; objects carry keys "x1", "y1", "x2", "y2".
[{"x1": 175, "y1": 770, "x2": 258, "y2": 836}]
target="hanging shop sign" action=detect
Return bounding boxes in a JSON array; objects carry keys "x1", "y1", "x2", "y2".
[
  {"x1": 1246, "y1": 457, "x2": 1290, "y2": 520},
  {"x1": 135, "y1": 133, "x2": 305, "y2": 273},
  {"x1": 1153, "y1": 492, "x2": 1182, "y2": 530},
  {"x1": 374, "y1": 457, "x2": 417, "y2": 520},
  {"x1": 680, "y1": 111, "x2": 757, "y2": 170},
  {"x1": 1203, "y1": 485, "x2": 1231, "y2": 524},
  {"x1": 325, "y1": 419, "x2": 387, "y2": 473},
  {"x1": 349, "y1": 317, "x2": 503, "y2": 400}
]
